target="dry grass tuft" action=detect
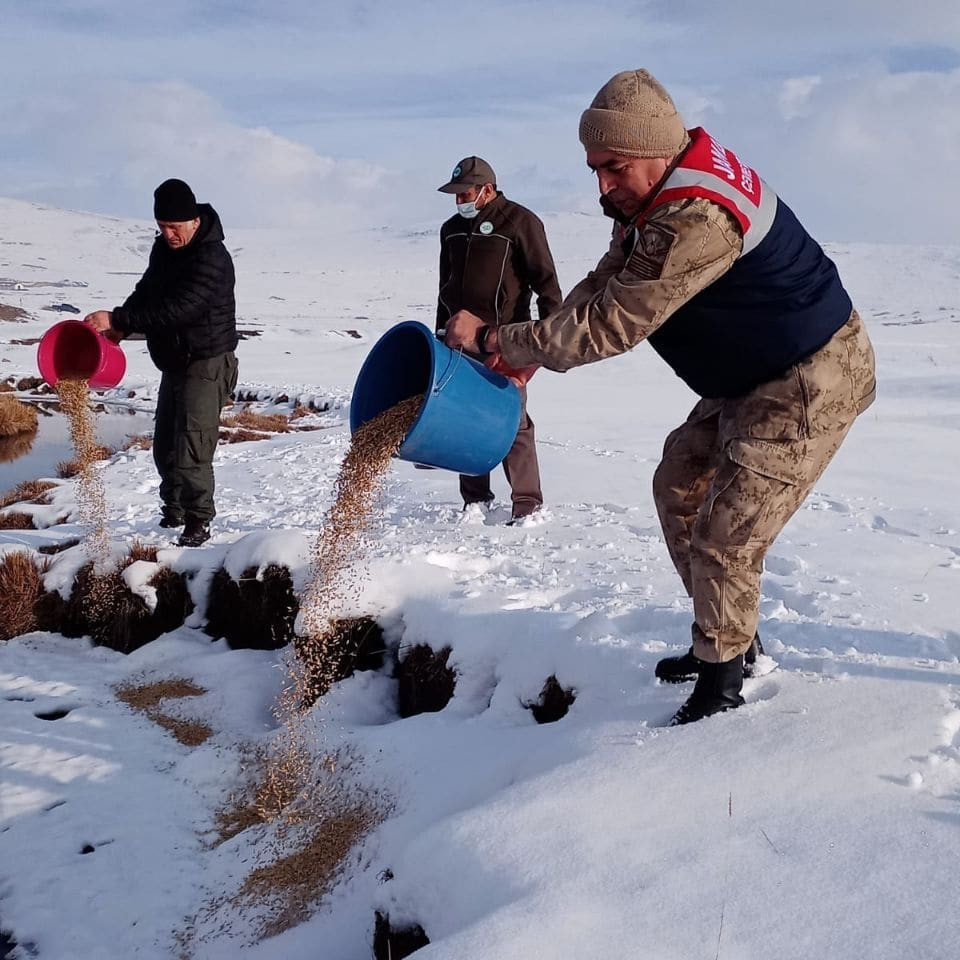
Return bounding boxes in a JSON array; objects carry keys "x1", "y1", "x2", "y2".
[
  {"x1": 0, "y1": 479, "x2": 56, "y2": 509},
  {"x1": 126, "y1": 539, "x2": 159, "y2": 564},
  {"x1": 218, "y1": 427, "x2": 271, "y2": 444},
  {"x1": 221, "y1": 409, "x2": 291, "y2": 433},
  {"x1": 0, "y1": 380, "x2": 15, "y2": 392},
  {"x1": 289, "y1": 404, "x2": 312, "y2": 420},
  {"x1": 0, "y1": 551, "x2": 48, "y2": 642},
  {"x1": 0, "y1": 395, "x2": 38, "y2": 437},
  {"x1": 35, "y1": 558, "x2": 194, "y2": 654},
  {"x1": 0, "y1": 511, "x2": 35, "y2": 530},
  {"x1": 205, "y1": 563, "x2": 299, "y2": 652},
  {"x1": 123, "y1": 433, "x2": 153, "y2": 451},
  {"x1": 37, "y1": 538, "x2": 81, "y2": 555},
  {"x1": 373, "y1": 912, "x2": 431, "y2": 960},
  {"x1": 524, "y1": 674, "x2": 577, "y2": 724},
  {"x1": 294, "y1": 616, "x2": 385, "y2": 708},
  {"x1": 56, "y1": 445, "x2": 113, "y2": 478},
  {"x1": 115, "y1": 677, "x2": 211, "y2": 746},
  {"x1": 395, "y1": 643, "x2": 456, "y2": 718},
  {"x1": 0, "y1": 303, "x2": 29, "y2": 322}
]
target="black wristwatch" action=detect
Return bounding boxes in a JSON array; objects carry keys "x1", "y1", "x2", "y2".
[{"x1": 477, "y1": 324, "x2": 493, "y2": 356}]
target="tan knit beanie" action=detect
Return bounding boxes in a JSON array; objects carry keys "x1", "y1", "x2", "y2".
[{"x1": 579, "y1": 69, "x2": 688, "y2": 158}]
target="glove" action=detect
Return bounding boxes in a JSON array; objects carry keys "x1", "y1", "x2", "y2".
[{"x1": 484, "y1": 353, "x2": 539, "y2": 388}]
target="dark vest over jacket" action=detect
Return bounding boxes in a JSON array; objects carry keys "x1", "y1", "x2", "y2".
[
  {"x1": 641, "y1": 128, "x2": 851, "y2": 398},
  {"x1": 436, "y1": 193, "x2": 562, "y2": 333},
  {"x1": 112, "y1": 204, "x2": 238, "y2": 372}
]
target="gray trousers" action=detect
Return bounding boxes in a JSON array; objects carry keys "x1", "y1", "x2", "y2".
[{"x1": 154, "y1": 352, "x2": 238, "y2": 522}]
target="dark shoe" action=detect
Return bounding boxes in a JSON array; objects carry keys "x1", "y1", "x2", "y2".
[
  {"x1": 669, "y1": 656, "x2": 745, "y2": 726},
  {"x1": 462, "y1": 497, "x2": 494, "y2": 510},
  {"x1": 655, "y1": 648, "x2": 700, "y2": 683},
  {"x1": 159, "y1": 507, "x2": 184, "y2": 529},
  {"x1": 656, "y1": 634, "x2": 764, "y2": 684},
  {"x1": 177, "y1": 518, "x2": 210, "y2": 547}
]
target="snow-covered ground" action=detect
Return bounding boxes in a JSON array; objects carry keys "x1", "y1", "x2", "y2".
[{"x1": 1, "y1": 195, "x2": 959, "y2": 959}]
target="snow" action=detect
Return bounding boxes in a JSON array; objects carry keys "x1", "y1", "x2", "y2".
[
  {"x1": 122, "y1": 560, "x2": 160, "y2": 611},
  {"x1": 1, "y1": 196, "x2": 960, "y2": 958}
]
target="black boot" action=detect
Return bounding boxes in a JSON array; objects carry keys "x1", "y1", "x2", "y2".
[
  {"x1": 656, "y1": 634, "x2": 763, "y2": 684},
  {"x1": 743, "y1": 633, "x2": 765, "y2": 677},
  {"x1": 177, "y1": 518, "x2": 210, "y2": 547},
  {"x1": 655, "y1": 648, "x2": 700, "y2": 683},
  {"x1": 159, "y1": 506, "x2": 184, "y2": 529},
  {"x1": 669, "y1": 656, "x2": 745, "y2": 726}
]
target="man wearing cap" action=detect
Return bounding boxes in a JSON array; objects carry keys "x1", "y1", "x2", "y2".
[
  {"x1": 436, "y1": 156, "x2": 562, "y2": 523},
  {"x1": 84, "y1": 178, "x2": 238, "y2": 547},
  {"x1": 445, "y1": 71, "x2": 876, "y2": 724}
]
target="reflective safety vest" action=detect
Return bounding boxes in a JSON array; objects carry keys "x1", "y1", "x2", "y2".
[{"x1": 637, "y1": 127, "x2": 851, "y2": 398}]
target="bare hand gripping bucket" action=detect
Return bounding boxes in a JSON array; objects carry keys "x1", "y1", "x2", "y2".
[
  {"x1": 349, "y1": 321, "x2": 521, "y2": 476},
  {"x1": 37, "y1": 320, "x2": 126, "y2": 389}
]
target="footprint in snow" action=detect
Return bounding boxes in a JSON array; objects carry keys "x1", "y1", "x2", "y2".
[
  {"x1": 871, "y1": 515, "x2": 918, "y2": 537},
  {"x1": 34, "y1": 706, "x2": 76, "y2": 721},
  {"x1": 744, "y1": 677, "x2": 781, "y2": 704},
  {"x1": 764, "y1": 554, "x2": 803, "y2": 577},
  {"x1": 807, "y1": 495, "x2": 850, "y2": 514}
]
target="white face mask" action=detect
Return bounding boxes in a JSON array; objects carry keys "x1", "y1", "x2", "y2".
[{"x1": 456, "y1": 187, "x2": 486, "y2": 219}]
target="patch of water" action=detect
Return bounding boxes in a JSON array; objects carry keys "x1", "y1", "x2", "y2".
[{"x1": 0, "y1": 404, "x2": 154, "y2": 489}]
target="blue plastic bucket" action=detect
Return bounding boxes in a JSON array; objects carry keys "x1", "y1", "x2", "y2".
[{"x1": 349, "y1": 321, "x2": 521, "y2": 475}]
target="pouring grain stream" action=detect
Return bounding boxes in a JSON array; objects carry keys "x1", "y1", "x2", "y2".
[
  {"x1": 55, "y1": 378, "x2": 109, "y2": 563},
  {"x1": 260, "y1": 395, "x2": 423, "y2": 822}
]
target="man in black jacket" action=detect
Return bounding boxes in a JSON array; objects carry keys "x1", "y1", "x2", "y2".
[
  {"x1": 85, "y1": 179, "x2": 238, "y2": 547},
  {"x1": 436, "y1": 156, "x2": 562, "y2": 522}
]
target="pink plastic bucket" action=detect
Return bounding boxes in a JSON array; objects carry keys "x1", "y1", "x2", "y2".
[{"x1": 37, "y1": 320, "x2": 126, "y2": 389}]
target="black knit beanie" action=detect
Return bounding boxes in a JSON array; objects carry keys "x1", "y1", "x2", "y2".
[{"x1": 153, "y1": 178, "x2": 198, "y2": 221}]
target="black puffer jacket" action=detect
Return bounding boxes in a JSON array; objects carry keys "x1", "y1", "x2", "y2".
[{"x1": 112, "y1": 204, "x2": 238, "y2": 372}]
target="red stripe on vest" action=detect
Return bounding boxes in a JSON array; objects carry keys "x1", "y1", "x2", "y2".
[
  {"x1": 640, "y1": 128, "x2": 761, "y2": 233},
  {"x1": 680, "y1": 128, "x2": 761, "y2": 205}
]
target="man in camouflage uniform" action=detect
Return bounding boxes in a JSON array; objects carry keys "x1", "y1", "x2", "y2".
[{"x1": 445, "y1": 70, "x2": 876, "y2": 725}]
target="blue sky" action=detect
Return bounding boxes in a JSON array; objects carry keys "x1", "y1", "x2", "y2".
[{"x1": 2, "y1": 0, "x2": 958, "y2": 242}]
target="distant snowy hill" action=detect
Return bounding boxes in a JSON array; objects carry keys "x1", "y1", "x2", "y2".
[{"x1": 1, "y1": 198, "x2": 959, "y2": 959}]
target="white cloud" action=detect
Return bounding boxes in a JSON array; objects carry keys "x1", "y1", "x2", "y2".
[
  {"x1": 779, "y1": 76, "x2": 822, "y2": 121},
  {"x1": 1, "y1": 1, "x2": 958, "y2": 242},
  {"x1": 1, "y1": 81, "x2": 388, "y2": 228},
  {"x1": 708, "y1": 67, "x2": 960, "y2": 244}
]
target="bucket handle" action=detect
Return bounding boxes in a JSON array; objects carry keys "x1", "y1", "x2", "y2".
[{"x1": 433, "y1": 346, "x2": 464, "y2": 395}]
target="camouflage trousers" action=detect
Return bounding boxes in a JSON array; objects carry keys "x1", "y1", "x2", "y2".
[{"x1": 652, "y1": 311, "x2": 876, "y2": 662}]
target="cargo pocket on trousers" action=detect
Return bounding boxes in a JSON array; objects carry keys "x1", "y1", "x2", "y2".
[
  {"x1": 694, "y1": 440, "x2": 803, "y2": 551},
  {"x1": 726, "y1": 437, "x2": 811, "y2": 486},
  {"x1": 191, "y1": 356, "x2": 220, "y2": 382},
  {"x1": 177, "y1": 429, "x2": 217, "y2": 469}
]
